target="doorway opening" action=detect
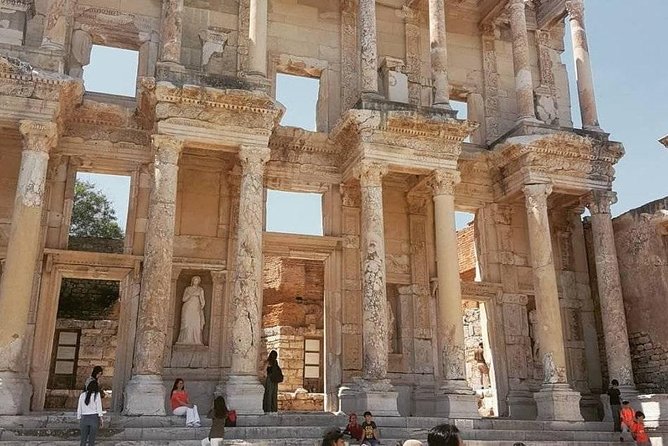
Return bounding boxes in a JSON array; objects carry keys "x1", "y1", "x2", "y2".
[
  {"x1": 45, "y1": 278, "x2": 121, "y2": 410},
  {"x1": 262, "y1": 256, "x2": 325, "y2": 411}
]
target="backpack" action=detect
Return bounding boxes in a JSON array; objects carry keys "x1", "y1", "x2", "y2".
[
  {"x1": 225, "y1": 410, "x2": 237, "y2": 427},
  {"x1": 272, "y1": 365, "x2": 284, "y2": 384}
]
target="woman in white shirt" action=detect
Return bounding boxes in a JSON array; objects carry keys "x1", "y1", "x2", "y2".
[{"x1": 77, "y1": 380, "x2": 105, "y2": 446}]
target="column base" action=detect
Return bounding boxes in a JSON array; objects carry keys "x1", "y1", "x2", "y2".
[
  {"x1": 534, "y1": 384, "x2": 583, "y2": 421},
  {"x1": 338, "y1": 378, "x2": 399, "y2": 417},
  {"x1": 619, "y1": 385, "x2": 640, "y2": 406},
  {"x1": 0, "y1": 372, "x2": 32, "y2": 415},
  {"x1": 435, "y1": 380, "x2": 479, "y2": 419},
  {"x1": 219, "y1": 375, "x2": 264, "y2": 415},
  {"x1": 123, "y1": 375, "x2": 166, "y2": 416},
  {"x1": 507, "y1": 389, "x2": 538, "y2": 420}
]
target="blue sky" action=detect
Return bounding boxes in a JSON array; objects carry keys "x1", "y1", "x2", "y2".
[{"x1": 80, "y1": 2, "x2": 668, "y2": 234}]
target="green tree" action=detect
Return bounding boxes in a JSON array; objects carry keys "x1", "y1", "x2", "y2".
[{"x1": 70, "y1": 179, "x2": 124, "y2": 239}]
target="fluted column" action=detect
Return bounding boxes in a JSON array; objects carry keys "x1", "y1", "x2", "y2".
[
  {"x1": 508, "y1": 0, "x2": 537, "y2": 121},
  {"x1": 428, "y1": 170, "x2": 478, "y2": 418},
  {"x1": 222, "y1": 145, "x2": 270, "y2": 415},
  {"x1": 248, "y1": 0, "x2": 268, "y2": 76},
  {"x1": 0, "y1": 121, "x2": 57, "y2": 415},
  {"x1": 359, "y1": 0, "x2": 379, "y2": 94},
  {"x1": 523, "y1": 183, "x2": 582, "y2": 421},
  {"x1": 428, "y1": 0, "x2": 450, "y2": 107},
  {"x1": 160, "y1": 0, "x2": 184, "y2": 64},
  {"x1": 583, "y1": 191, "x2": 636, "y2": 391},
  {"x1": 566, "y1": 0, "x2": 600, "y2": 130},
  {"x1": 124, "y1": 135, "x2": 183, "y2": 416}
]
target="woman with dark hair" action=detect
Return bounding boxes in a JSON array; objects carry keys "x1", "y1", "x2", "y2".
[
  {"x1": 84, "y1": 366, "x2": 105, "y2": 398},
  {"x1": 77, "y1": 380, "x2": 105, "y2": 446},
  {"x1": 201, "y1": 396, "x2": 229, "y2": 446},
  {"x1": 262, "y1": 350, "x2": 283, "y2": 413},
  {"x1": 427, "y1": 424, "x2": 464, "y2": 446},
  {"x1": 170, "y1": 378, "x2": 201, "y2": 427}
]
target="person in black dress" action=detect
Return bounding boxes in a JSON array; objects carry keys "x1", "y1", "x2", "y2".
[{"x1": 262, "y1": 350, "x2": 283, "y2": 413}]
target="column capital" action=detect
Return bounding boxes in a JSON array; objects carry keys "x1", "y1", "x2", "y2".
[
  {"x1": 18, "y1": 120, "x2": 58, "y2": 153},
  {"x1": 565, "y1": 0, "x2": 585, "y2": 22},
  {"x1": 508, "y1": 0, "x2": 528, "y2": 10},
  {"x1": 582, "y1": 190, "x2": 617, "y2": 215},
  {"x1": 480, "y1": 22, "x2": 499, "y2": 39},
  {"x1": 210, "y1": 270, "x2": 227, "y2": 284},
  {"x1": 151, "y1": 135, "x2": 183, "y2": 164},
  {"x1": 355, "y1": 161, "x2": 388, "y2": 188},
  {"x1": 522, "y1": 183, "x2": 552, "y2": 209},
  {"x1": 238, "y1": 145, "x2": 271, "y2": 176},
  {"x1": 428, "y1": 170, "x2": 460, "y2": 196}
]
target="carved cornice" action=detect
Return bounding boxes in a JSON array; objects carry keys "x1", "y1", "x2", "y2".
[
  {"x1": 581, "y1": 190, "x2": 616, "y2": 215},
  {"x1": 19, "y1": 120, "x2": 58, "y2": 153},
  {"x1": 490, "y1": 132, "x2": 624, "y2": 191}
]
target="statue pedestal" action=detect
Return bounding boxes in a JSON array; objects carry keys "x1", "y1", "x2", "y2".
[
  {"x1": 220, "y1": 375, "x2": 264, "y2": 415},
  {"x1": 123, "y1": 375, "x2": 166, "y2": 415},
  {"x1": 534, "y1": 384, "x2": 583, "y2": 421},
  {"x1": 338, "y1": 378, "x2": 399, "y2": 416}
]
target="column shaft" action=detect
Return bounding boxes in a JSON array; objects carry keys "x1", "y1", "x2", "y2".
[
  {"x1": 0, "y1": 121, "x2": 57, "y2": 415},
  {"x1": 566, "y1": 0, "x2": 600, "y2": 129},
  {"x1": 428, "y1": 0, "x2": 450, "y2": 106},
  {"x1": 584, "y1": 191, "x2": 635, "y2": 387},
  {"x1": 429, "y1": 171, "x2": 466, "y2": 384},
  {"x1": 359, "y1": 0, "x2": 379, "y2": 94},
  {"x1": 248, "y1": 0, "x2": 268, "y2": 76},
  {"x1": 229, "y1": 146, "x2": 270, "y2": 376},
  {"x1": 160, "y1": 0, "x2": 184, "y2": 64},
  {"x1": 508, "y1": 0, "x2": 537, "y2": 121},
  {"x1": 124, "y1": 135, "x2": 182, "y2": 416},
  {"x1": 523, "y1": 184, "x2": 567, "y2": 383},
  {"x1": 41, "y1": 0, "x2": 71, "y2": 49},
  {"x1": 359, "y1": 162, "x2": 389, "y2": 380}
]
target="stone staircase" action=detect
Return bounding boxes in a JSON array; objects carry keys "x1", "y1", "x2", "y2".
[{"x1": 0, "y1": 412, "x2": 660, "y2": 445}]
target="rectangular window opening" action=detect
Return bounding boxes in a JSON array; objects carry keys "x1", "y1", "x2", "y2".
[
  {"x1": 266, "y1": 189, "x2": 323, "y2": 236},
  {"x1": 68, "y1": 172, "x2": 131, "y2": 253},
  {"x1": 303, "y1": 338, "x2": 323, "y2": 393},
  {"x1": 275, "y1": 73, "x2": 320, "y2": 131},
  {"x1": 451, "y1": 100, "x2": 471, "y2": 142},
  {"x1": 83, "y1": 45, "x2": 139, "y2": 97}
]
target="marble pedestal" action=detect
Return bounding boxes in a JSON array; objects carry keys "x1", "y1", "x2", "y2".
[
  {"x1": 338, "y1": 379, "x2": 399, "y2": 416},
  {"x1": 435, "y1": 392, "x2": 480, "y2": 419},
  {"x1": 534, "y1": 384, "x2": 583, "y2": 421},
  {"x1": 507, "y1": 389, "x2": 538, "y2": 420},
  {"x1": 221, "y1": 375, "x2": 265, "y2": 415},
  {"x1": 0, "y1": 372, "x2": 32, "y2": 414},
  {"x1": 123, "y1": 375, "x2": 166, "y2": 415}
]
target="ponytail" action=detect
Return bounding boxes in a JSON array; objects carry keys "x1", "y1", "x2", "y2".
[{"x1": 84, "y1": 380, "x2": 100, "y2": 405}]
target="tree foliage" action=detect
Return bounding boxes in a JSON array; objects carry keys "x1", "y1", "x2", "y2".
[{"x1": 70, "y1": 179, "x2": 124, "y2": 239}]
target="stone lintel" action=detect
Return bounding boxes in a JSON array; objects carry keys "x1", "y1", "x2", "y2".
[{"x1": 263, "y1": 232, "x2": 341, "y2": 260}]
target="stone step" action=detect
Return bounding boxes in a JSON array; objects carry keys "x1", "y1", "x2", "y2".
[
  {"x1": 0, "y1": 426, "x2": 635, "y2": 442},
  {"x1": 0, "y1": 440, "x2": 638, "y2": 446}
]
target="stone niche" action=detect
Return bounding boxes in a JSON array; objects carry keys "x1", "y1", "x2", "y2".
[{"x1": 171, "y1": 270, "x2": 213, "y2": 367}]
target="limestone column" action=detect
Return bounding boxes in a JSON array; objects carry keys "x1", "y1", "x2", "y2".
[
  {"x1": 523, "y1": 183, "x2": 582, "y2": 421},
  {"x1": 0, "y1": 120, "x2": 57, "y2": 415},
  {"x1": 428, "y1": 170, "x2": 478, "y2": 418},
  {"x1": 359, "y1": 162, "x2": 389, "y2": 382},
  {"x1": 222, "y1": 145, "x2": 270, "y2": 415},
  {"x1": 160, "y1": 0, "x2": 184, "y2": 64},
  {"x1": 583, "y1": 191, "x2": 636, "y2": 391},
  {"x1": 358, "y1": 0, "x2": 379, "y2": 94},
  {"x1": 124, "y1": 135, "x2": 183, "y2": 416},
  {"x1": 566, "y1": 0, "x2": 600, "y2": 130},
  {"x1": 41, "y1": 0, "x2": 72, "y2": 50},
  {"x1": 247, "y1": 0, "x2": 268, "y2": 76},
  {"x1": 508, "y1": 0, "x2": 537, "y2": 121},
  {"x1": 428, "y1": 0, "x2": 450, "y2": 107}
]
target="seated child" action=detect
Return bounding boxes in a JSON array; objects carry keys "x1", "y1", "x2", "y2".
[
  {"x1": 344, "y1": 413, "x2": 363, "y2": 442},
  {"x1": 361, "y1": 411, "x2": 380, "y2": 446},
  {"x1": 619, "y1": 400, "x2": 635, "y2": 439},
  {"x1": 631, "y1": 411, "x2": 650, "y2": 446}
]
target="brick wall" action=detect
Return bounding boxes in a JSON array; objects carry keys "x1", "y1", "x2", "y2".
[
  {"x1": 457, "y1": 224, "x2": 477, "y2": 281},
  {"x1": 57, "y1": 278, "x2": 120, "y2": 320},
  {"x1": 629, "y1": 331, "x2": 668, "y2": 393}
]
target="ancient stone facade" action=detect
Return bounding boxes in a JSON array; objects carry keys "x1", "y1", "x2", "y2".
[{"x1": 0, "y1": 0, "x2": 639, "y2": 422}]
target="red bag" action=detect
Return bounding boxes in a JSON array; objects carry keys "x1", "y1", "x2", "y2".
[{"x1": 225, "y1": 409, "x2": 237, "y2": 427}]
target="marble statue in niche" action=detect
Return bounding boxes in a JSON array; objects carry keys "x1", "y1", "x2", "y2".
[
  {"x1": 528, "y1": 309, "x2": 540, "y2": 361},
  {"x1": 176, "y1": 276, "x2": 206, "y2": 345},
  {"x1": 387, "y1": 298, "x2": 396, "y2": 353}
]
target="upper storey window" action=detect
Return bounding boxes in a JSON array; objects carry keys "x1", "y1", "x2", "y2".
[
  {"x1": 275, "y1": 73, "x2": 319, "y2": 131},
  {"x1": 83, "y1": 45, "x2": 139, "y2": 97}
]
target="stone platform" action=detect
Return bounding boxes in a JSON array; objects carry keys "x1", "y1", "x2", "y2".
[{"x1": 1, "y1": 412, "x2": 663, "y2": 445}]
